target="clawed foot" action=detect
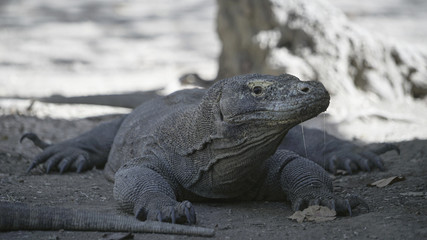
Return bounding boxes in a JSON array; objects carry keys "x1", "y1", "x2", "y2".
[
  {"x1": 292, "y1": 193, "x2": 369, "y2": 216},
  {"x1": 325, "y1": 142, "x2": 400, "y2": 174},
  {"x1": 156, "y1": 201, "x2": 196, "y2": 224},
  {"x1": 136, "y1": 200, "x2": 197, "y2": 224},
  {"x1": 21, "y1": 132, "x2": 93, "y2": 173}
]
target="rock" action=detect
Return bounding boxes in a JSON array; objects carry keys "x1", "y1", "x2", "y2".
[{"x1": 215, "y1": 0, "x2": 427, "y2": 100}]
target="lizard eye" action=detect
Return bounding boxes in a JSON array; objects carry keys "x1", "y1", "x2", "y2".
[{"x1": 252, "y1": 86, "x2": 263, "y2": 95}]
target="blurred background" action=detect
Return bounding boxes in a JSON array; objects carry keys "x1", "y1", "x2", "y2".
[
  {"x1": 0, "y1": 0, "x2": 426, "y2": 141},
  {"x1": 0, "y1": 0, "x2": 219, "y2": 97}
]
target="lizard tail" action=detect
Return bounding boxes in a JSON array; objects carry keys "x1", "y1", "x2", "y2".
[
  {"x1": 0, "y1": 202, "x2": 215, "y2": 237},
  {"x1": 20, "y1": 133, "x2": 51, "y2": 150}
]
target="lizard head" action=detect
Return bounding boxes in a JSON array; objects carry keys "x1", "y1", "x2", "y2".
[{"x1": 218, "y1": 73, "x2": 330, "y2": 128}]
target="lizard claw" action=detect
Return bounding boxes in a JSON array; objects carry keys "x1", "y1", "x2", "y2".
[
  {"x1": 171, "y1": 207, "x2": 177, "y2": 224},
  {"x1": 150, "y1": 200, "x2": 196, "y2": 224},
  {"x1": 292, "y1": 198, "x2": 304, "y2": 212},
  {"x1": 327, "y1": 156, "x2": 337, "y2": 174},
  {"x1": 347, "y1": 194, "x2": 369, "y2": 211},
  {"x1": 342, "y1": 158, "x2": 353, "y2": 175},
  {"x1": 327, "y1": 199, "x2": 336, "y2": 211},
  {"x1": 334, "y1": 194, "x2": 369, "y2": 216},
  {"x1": 182, "y1": 201, "x2": 196, "y2": 224},
  {"x1": 156, "y1": 211, "x2": 163, "y2": 222},
  {"x1": 26, "y1": 162, "x2": 38, "y2": 173},
  {"x1": 369, "y1": 143, "x2": 400, "y2": 155},
  {"x1": 76, "y1": 155, "x2": 90, "y2": 173},
  {"x1": 309, "y1": 199, "x2": 320, "y2": 206},
  {"x1": 291, "y1": 192, "x2": 368, "y2": 216},
  {"x1": 345, "y1": 199, "x2": 352, "y2": 217}
]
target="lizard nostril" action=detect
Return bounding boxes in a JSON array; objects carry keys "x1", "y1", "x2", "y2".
[
  {"x1": 298, "y1": 83, "x2": 311, "y2": 94},
  {"x1": 300, "y1": 87, "x2": 309, "y2": 93}
]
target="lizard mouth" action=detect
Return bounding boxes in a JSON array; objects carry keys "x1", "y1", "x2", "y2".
[{"x1": 224, "y1": 97, "x2": 329, "y2": 125}]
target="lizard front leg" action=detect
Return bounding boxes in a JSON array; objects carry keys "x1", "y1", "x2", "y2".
[
  {"x1": 280, "y1": 126, "x2": 399, "y2": 174},
  {"x1": 264, "y1": 150, "x2": 367, "y2": 215},
  {"x1": 113, "y1": 160, "x2": 196, "y2": 224}
]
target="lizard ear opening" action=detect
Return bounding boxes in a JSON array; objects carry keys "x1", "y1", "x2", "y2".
[
  {"x1": 219, "y1": 108, "x2": 224, "y2": 121},
  {"x1": 213, "y1": 103, "x2": 224, "y2": 122}
]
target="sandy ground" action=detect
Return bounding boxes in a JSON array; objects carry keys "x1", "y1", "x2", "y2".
[
  {"x1": 0, "y1": 0, "x2": 426, "y2": 239},
  {"x1": 0, "y1": 115, "x2": 426, "y2": 239}
]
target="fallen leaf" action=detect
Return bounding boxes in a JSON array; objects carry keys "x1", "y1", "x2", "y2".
[
  {"x1": 289, "y1": 210, "x2": 306, "y2": 223},
  {"x1": 368, "y1": 176, "x2": 405, "y2": 188},
  {"x1": 289, "y1": 205, "x2": 336, "y2": 223}
]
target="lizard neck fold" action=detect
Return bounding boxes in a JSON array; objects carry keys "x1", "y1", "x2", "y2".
[{"x1": 174, "y1": 81, "x2": 295, "y2": 198}]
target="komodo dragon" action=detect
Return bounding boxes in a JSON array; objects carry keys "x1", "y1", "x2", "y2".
[{"x1": 1, "y1": 73, "x2": 398, "y2": 236}]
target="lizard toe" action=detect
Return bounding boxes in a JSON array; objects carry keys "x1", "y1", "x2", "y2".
[
  {"x1": 74, "y1": 155, "x2": 91, "y2": 173},
  {"x1": 369, "y1": 143, "x2": 400, "y2": 155},
  {"x1": 291, "y1": 198, "x2": 305, "y2": 211},
  {"x1": 45, "y1": 154, "x2": 64, "y2": 173},
  {"x1": 361, "y1": 151, "x2": 385, "y2": 171},
  {"x1": 182, "y1": 201, "x2": 196, "y2": 224},
  {"x1": 309, "y1": 198, "x2": 320, "y2": 206},
  {"x1": 334, "y1": 194, "x2": 369, "y2": 216},
  {"x1": 58, "y1": 155, "x2": 78, "y2": 174},
  {"x1": 147, "y1": 201, "x2": 196, "y2": 224},
  {"x1": 326, "y1": 199, "x2": 336, "y2": 211},
  {"x1": 156, "y1": 211, "x2": 164, "y2": 222},
  {"x1": 27, "y1": 148, "x2": 56, "y2": 173}
]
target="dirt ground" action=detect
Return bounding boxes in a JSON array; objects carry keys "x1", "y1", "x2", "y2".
[{"x1": 0, "y1": 114, "x2": 426, "y2": 240}]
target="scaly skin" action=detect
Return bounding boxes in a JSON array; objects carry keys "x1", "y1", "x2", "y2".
[
  {"x1": 14, "y1": 73, "x2": 398, "y2": 234},
  {"x1": 0, "y1": 202, "x2": 214, "y2": 237}
]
